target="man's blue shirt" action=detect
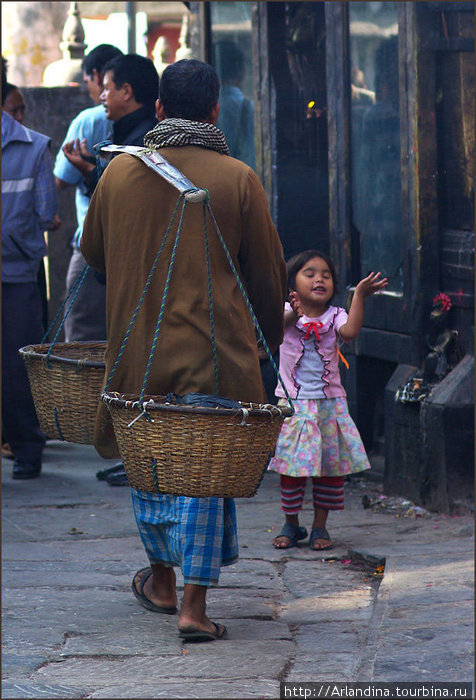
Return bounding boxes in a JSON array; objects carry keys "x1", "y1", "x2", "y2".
[{"x1": 54, "y1": 104, "x2": 110, "y2": 248}]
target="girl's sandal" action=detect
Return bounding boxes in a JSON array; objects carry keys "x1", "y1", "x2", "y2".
[
  {"x1": 309, "y1": 527, "x2": 333, "y2": 551},
  {"x1": 273, "y1": 523, "x2": 308, "y2": 549}
]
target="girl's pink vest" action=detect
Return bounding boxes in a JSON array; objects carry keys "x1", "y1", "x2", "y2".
[{"x1": 275, "y1": 303, "x2": 348, "y2": 400}]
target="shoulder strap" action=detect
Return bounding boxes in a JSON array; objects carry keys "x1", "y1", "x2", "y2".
[{"x1": 96, "y1": 143, "x2": 207, "y2": 203}]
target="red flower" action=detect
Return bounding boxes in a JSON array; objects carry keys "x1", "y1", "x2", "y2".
[{"x1": 433, "y1": 293, "x2": 452, "y2": 311}]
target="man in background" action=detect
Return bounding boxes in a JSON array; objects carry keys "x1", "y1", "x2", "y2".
[
  {"x1": 54, "y1": 44, "x2": 122, "y2": 343},
  {"x1": 63, "y1": 53, "x2": 159, "y2": 195},
  {"x1": 2, "y1": 57, "x2": 57, "y2": 479}
]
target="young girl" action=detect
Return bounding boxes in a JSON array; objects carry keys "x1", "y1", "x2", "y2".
[{"x1": 269, "y1": 250, "x2": 388, "y2": 551}]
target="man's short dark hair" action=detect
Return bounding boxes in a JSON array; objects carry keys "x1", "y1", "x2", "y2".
[
  {"x1": 82, "y1": 44, "x2": 123, "y2": 78},
  {"x1": 103, "y1": 54, "x2": 159, "y2": 111},
  {"x1": 160, "y1": 59, "x2": 220, "y2": 122}
]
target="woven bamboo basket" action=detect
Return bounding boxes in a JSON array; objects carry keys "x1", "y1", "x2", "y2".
[
  {"x1": 102, "y1": 392, "x2": 292, "y2": 497},
  {"x1": 19, "y1": 342, "x2": 106, "y2": 444}
]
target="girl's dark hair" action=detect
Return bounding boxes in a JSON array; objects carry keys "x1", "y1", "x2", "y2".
[{"x1": 286, "y1": 250, "x2": 338, "y2": 302}]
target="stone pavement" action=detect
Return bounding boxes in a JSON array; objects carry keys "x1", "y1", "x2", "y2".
[{"x1": 2, "y1": 442, "x2": 474, "y2": 698}]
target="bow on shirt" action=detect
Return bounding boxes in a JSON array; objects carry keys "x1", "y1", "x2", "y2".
[
  {"x1": 302, "y1": 321, "x2": 323, "y2": 340},
  {"x1": 302, "y1": 320, "x2": 350, "y2": 369}
]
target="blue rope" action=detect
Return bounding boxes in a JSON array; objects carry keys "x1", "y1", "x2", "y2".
[
  {"x1": 46, "y1": 264, "x2": 90, "y2": 368},
  {"x1": 53, "y1": 408, "x2": 65, "y2": 441},
  {"x1": 151, "y1": 458, "x2": 160, "y2": 491},
  {"x1": 202, "y1": 203, "x2": 219, "y2": 394},
  {"x1": 205, "y1": 202, "x2": 294, "y2": 414},
  {"x1": 104, "y1": 193, "x2": 185, "y2": 392},
  {"x1": 139, "y1": 196, "x2": 188, "y2": 400},
  {"x1": 104, "y1": 184, "x2": 292, "y2": 417},
  {"x1": 41, "y1": 264, "x2": 90, "y2": 344}
]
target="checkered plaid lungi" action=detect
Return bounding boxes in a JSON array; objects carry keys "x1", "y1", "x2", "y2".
[{"x1": 131, "y1": 489, "x2": 239, "y2": 586}]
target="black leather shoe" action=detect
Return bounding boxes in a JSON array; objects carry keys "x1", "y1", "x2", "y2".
[
  {"x1": 96, "y1": 462, "x2": 124, "y2": 481},
  {"x1": 106, "y1": 468, "x2": 129, "y2": 486},
  {"x1": 12, "y1": 460, "x2": 41, "y2": 479}
]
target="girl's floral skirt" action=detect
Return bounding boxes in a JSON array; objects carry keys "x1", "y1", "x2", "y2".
[{"x1": 268, "y1": 397, "x2": 370, "y2": 478}]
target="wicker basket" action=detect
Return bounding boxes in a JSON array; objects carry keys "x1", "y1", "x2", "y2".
[
  {"x1": 19, "y1": 342, "x2": 106, "y2": 444},
  {"x1": 102, "y1": 392, "x2": 292, "y2": 497}
]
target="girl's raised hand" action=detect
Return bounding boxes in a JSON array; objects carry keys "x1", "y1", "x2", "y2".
[
  {"x1": 289, "y1": 291, "x2": 304, "y2": 317},
  {"x1": 354, "y1": 272, "x2": 388, "y2": 297}
]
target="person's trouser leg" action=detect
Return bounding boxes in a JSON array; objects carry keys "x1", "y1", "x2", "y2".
[
  {"x1": 280, "y1": 474, "x2": 307, "y2": 514},
  {"x1": 63, "y1": 248, "x2": 106, "y2": 342},
  {"x1": 2, "y1": 282, "x2": 45, "y2": 464},
  {"x1": 311, "y1": 476, "x2": 345, "y2": 511}
]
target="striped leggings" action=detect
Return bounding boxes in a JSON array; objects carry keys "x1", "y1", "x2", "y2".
[{"x1": 280, "y1": 474, "x2": 345, "y2": 513}]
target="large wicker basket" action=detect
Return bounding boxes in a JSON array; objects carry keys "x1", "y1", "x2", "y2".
[
  {"x1": 19, "y1": 342, "x2": 106, "y2": 444},
  {"x1": 102, "y1": 392, "x2": 292, "y2": 497}
]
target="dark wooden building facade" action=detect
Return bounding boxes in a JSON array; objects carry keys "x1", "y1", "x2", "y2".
[{"x1": 190, "y1": 1, "x2": 474, "y2": 506}]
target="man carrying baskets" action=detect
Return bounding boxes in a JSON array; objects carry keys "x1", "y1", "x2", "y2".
[{"x1": 81, "y1": 59, "x2": 287, "y2": 642}]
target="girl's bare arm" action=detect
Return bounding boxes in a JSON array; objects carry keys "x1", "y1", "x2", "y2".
[{"x1": 339, "y1": 272, "x2": 388, "y2": 341}]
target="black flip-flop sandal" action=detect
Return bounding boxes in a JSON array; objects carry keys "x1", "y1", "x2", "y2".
[
  {"x1": 179, "y1": 621, "x2": 227, "y2": 642},
  {"x1": 131, "y1": 567, "x2": 177, "y2": 614}
]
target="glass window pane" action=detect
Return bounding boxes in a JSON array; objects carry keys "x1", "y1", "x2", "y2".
[
  {"x1": 210, "y1": 2, "x2": 255, "y2": 169},
  {"x1": 349, "y1": 2, "x2": 403, "y2": 291}
]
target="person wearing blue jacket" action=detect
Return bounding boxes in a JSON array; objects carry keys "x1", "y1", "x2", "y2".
[{"x1": 2, "y1": 58, "x2": 57, "y2": 479}]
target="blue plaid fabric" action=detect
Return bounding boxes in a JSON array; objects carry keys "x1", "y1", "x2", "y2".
[{"x1": 131, "y1": 490, "x2": 239, "y2": 586}]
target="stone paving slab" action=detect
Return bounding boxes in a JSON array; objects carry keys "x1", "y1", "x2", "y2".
[
  {"x1": 2, "y1": 536, "x2": 146, "y2": 562},
  {"x1": 377, "y1": 624, "x2": 474, "y2": 659},
  {"x1": 372, "y1": 649, "x2": 474, "y2": 683},
  {"x1": 1, "y1": 624, "x2": 64, "y2": 654},
  {"x1": 282, "y1": 559, "x2": 374, "y2": 599},
  {"x1": 294, "y1": 622, "x2": 367, "y2": 654},
  {"x1": 32, "y1": 644, "x2": 291, "y2": 684},
  {"x1": 2, "y1": 681, "x2": 89, "y2": 699},
  {"x1": 61, "y1": 630, "x2": 182, "y2": 657},
  {"x1": 2, "y1": 503, "x2": 136, "y2": 542},
  {"x1": 287, "y1": 652, "x2": 360, "y2": 682},
  {"x1": 383, "y1": 599, "x2": 474, "y2": 628},
  {"x1": 3, "y1": 588, "x2": 158, "y2": 635},
  {"x1": 279, "y1": 589, "x2": 374, "y2": 624},
  {"x1": 380, "y1": 583, "x2": 474, "y2": 607},
  {"x1": 2, "y1": 654, "x2": 51, "y2": 679},
  {"x1": 88, "y1": 679, "x2": 281, "y2": 698}
]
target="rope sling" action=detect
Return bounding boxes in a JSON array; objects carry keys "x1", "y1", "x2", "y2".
[{"x1": 96, "y1": 144, "x2": 294, "y2": 497}]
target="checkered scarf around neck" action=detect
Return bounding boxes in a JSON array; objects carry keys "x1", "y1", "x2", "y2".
[{"x1": 144, "y1": 118, "x2": 230, "y2": 155}]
